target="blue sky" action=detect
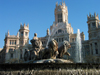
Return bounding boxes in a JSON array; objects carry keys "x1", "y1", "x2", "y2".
[{"x1": 0, "y1": 0, "x2": 100, "y2": 48}]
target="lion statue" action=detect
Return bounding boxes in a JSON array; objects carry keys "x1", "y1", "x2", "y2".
[
  {"x1": 57, "y1": 40, "x2": 71, "y2": 58},
  {"x1": 39, "y1": 39, "x2": 59, "y2": 59}
]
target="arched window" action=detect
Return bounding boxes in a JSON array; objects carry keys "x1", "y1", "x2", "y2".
[
  {"x1": 21, "y1": 32, "x2": 23, "y2": 36},
  {"x1": 58, "y1": 29, "x2": 63, "y2": 34},
  {"x1": 9, "y1": 49, "x2": 13, "y2": 52}
]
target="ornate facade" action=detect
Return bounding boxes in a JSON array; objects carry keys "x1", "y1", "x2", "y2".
[{"x1": 0, "y1": 1, "x2": 100, "y2": 63}]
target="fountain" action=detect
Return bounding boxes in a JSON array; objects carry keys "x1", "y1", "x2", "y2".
[
  {"x1": 75, "y1": 29, "x2": 82, "y2": 63},
  {"x1": 1, "y1": 31, "x2": 100, "y2": 74},
  {"x1": 23, "y1": 30, "x2": 72, "y2": 63}
]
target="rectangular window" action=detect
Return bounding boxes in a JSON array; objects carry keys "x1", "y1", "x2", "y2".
[
  {"x1": 92, "y1": 22, "x2": 96, "y2": 27},
  {"x1": 58, "y1": 14, "x2": 62, "y2": 18},
  {"x1": 42, "y1": 41, "x2": 43, "y2": 44},
  {"x1": 15, "y1": 40, "x2": 16, "y2": 45},
  {"x1": 62, "y1": 38, "x2": 63, "y2": 42},
  {"x1": 58, "y1": 19, "x2": 62, "y2": 22},
  {"x1": 25, "y1": 32, "x2": 28, "y2": 36},
  {"x1": 96, "y1": 49, "x2": 98, "y2": 54},
  {"x1": 91, "y1": 44, "x2": 93, "y2": 55},
  {"x1": 10, "y1": 40, "x2": 11, "y2": 45},
  {"x1": 95, "y1": 43, "x2": 97, "y2": 45},
  {"x1": 58, "y1": 14, "x2": 62, "y2": 23},
  {"x1": 44, "y1": 41, "x2": 45, "y2": 44},
  {"x1": 59, "y1": 38, "x2": 61, "y2": 42},
  {"x1": 11, "y1": 53, "x2": 13, "y2": 58},
  {"x1": 56, "y1": 38, "x2": 58, "y2": 42},
  {"x1": 12, "y1": 40, "x2": 14, "y2": 45},
  {"x1": 21, "y1": 32, "x2": 23, "y2": 36},
  {"x1": 72, "y1": 38, "x2": 74, "y2": 42}
]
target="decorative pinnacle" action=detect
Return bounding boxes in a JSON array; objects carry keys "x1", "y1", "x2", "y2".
[
  {"x1": 89, "y1": 12, "x2": 91, "y2": 17},
  {"x1": 94, "y1": 12, "x2": 96, "y2": 17},
  {"x1": 47, "y1": 28, "x2": 50, "y2": 35},
  {"x1": 7, "y1": 30, "x2": 9, "y2": 35},
  {"x1": 20, "y1": 23, "x2": 22, "y2": 25},
  {"x1": 27, "y1": 23, "x2": 29, "y2": 28},
  {"x1": 24, "y1": 23, "x2": 26, "y2": 27}
]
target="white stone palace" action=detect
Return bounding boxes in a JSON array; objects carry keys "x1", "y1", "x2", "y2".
[{"x1": 0, "y1": 1, "x2": 100, "y2": 63}]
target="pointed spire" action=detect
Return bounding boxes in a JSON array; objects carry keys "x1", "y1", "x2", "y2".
[
  {"x1": 47, "y1": 29, "x2": 49, "y2": 35},
  {"x1": 89, "y1": 12, "x2": 91, "y2": 17},
  {"x1": 24, "y1": 23, "x2": 26, "y2": 27},
  {"x1": 94, "y1": 12, "x2": 96, "y2": 17},
  {"x1": 7, "y1": 30, "x2": 9, "y2": 36},
  {"x1": 20, "y1": 23, "x2": 22, "y2": 28},
  {"x1": 20, "y1": 23, "x2": 22, "y2": 25},
  {"x1": 27, "y1": 23, "x2": 29, "y2": 28}
]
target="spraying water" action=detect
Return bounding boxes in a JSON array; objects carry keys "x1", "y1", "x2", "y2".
[
  {"x1": 75, "y1": 29, "x2": 82, "y2": 63},
  {"x1": 46, "y1": 23, "x2": 66, "y2": 48},
  {"x1": 46, "y1": 24, "x2": 57, "y2": 48}
]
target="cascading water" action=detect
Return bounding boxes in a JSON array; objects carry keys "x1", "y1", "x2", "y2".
[{"x1": 75, "y1": 29, "x2": 82, "y2": 63}]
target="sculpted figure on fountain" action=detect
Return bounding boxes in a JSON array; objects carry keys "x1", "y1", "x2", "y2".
[{"x1": 24, "y1": 33, "x2": 72, "y2": 63}]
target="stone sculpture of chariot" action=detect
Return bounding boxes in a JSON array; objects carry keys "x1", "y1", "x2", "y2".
[{"x1": 24, "y1": 33, "x2": 72, "y2": 63}]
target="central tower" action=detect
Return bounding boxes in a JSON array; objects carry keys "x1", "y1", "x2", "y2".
[{"x1": 55, "y1": 2, "x2": 68, "y2": 24}]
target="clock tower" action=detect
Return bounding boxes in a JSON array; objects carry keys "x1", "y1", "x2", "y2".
[{"x1": 55, "y1": 1, "x2": 68, "y2": 24}]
